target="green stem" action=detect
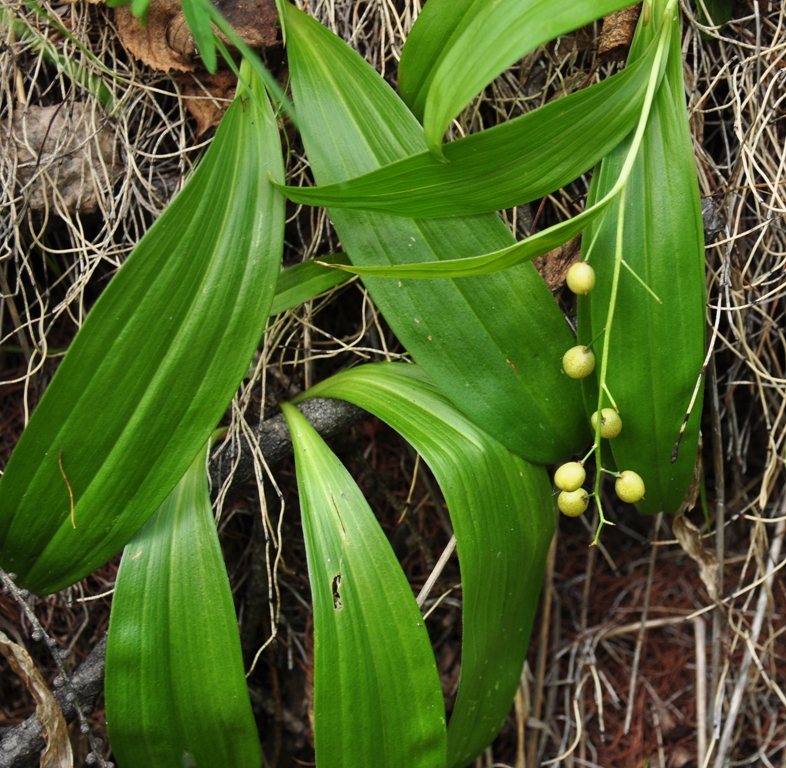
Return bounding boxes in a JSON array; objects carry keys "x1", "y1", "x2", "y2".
[
  {"x1": 591, "y1": 183, "x2": 627, "y2": 546},
  {"x1": 588, "y1": 0, "x2": 677, "y2": 545}
]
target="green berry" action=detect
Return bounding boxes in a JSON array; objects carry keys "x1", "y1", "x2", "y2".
[
  {"x1": 558, "y1": 489, "x2": 589, "y2": 517},
  {"x1": 554, "y1": 462, "x2": 586, "y2": 492},
  {"x1": 590, "y1": 408, "x2": 622, "y2": 439},
  {"x1": 566, "y1": 262, "x2": 596, "y2": 295},
  {"x1": 615, "y1": 470, "x2": 645, "y2": 503},
  {"x1": 562, "y1": 346, "x2": 595, "y2": 379}
]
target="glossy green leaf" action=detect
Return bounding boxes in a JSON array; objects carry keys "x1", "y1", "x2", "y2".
[
  {"x1": 295, "y1": 363, "x2": 556, "y2": 768},
  {"x1": 578, "y1": 1, "x2": 705, "y2": 514},
  {"x1": 281, "y1": 402, "x2": 447, "y2": 768},
  {"x1": 268, "y1": 253, "x2": 352, "y2": 316},
  {"x1": 398, "y1": 0, "x2": 633, "y2": 155},
  {"x1": 281, "y1": 3, "x2": 589, "y2": 465},
  {"x1": 105, "y1": 443, "x2": 261, "y2": 768},
  {"x1": 0, "y1": 68, "x2": 285, "y2": 594},
  {"x1": 276, "y1": 48, "x2": 655, "y2": 218}
]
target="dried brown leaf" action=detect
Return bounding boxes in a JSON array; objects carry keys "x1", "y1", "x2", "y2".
[
  {"x1": 533, "y1": 234, "x2": 582, "y2": 292},
  {"x1": 598, "y1": 4, "x2": 641, "y2": 61},
  {"x1": 177, "y1": 69, "x2": 237, "y2": 136},
  {"x1": 114, "y1": 1, "x2": 197, "y2": 73},
  {"x1": 3, "y1": 102, "x2": 122, "y2": 214},
  {"x1": 672, "y1": 446, "x2": 718, "y2": 601},
  {"x1": 214, "y1": 0, "x2": 277, "y2": 49},
  {"x1": 114, "y1": 0, "x2": 277, "y2": 73},
  {"x1": 0, "y1": 631, "x2": 73, "y2": 768}
]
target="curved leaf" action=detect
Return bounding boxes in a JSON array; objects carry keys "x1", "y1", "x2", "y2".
[
  {"x1": 105, "y1": 444, "x2": 261, "y2": 768},
  {"x1": 397, "y1": 0, "x2": 633, "y2": 155},
  {"x1": 302, "y1": 199, "x2": 611, "y2": 280},
  {"x1": 281, "y1": 402, "x2": 447, "y2": 768},
  {"x1": 295, "y1": 363, "x2": 556, "y2": 768},
  {"x1": 269, "y1": 253, "x2": 352, "y2": 316},
  {"x1": 0, "y1": 69, "x2": 285, "y2": 594},
  {"x1": 276, "y1": 49, "x2": 654, "y2": 219},
  {"x1": 281, "y1": 3, "x2": 589, "y2": 465},
  {"x1": 578, "y1": 2, "x2": 705, "y2": 514}
]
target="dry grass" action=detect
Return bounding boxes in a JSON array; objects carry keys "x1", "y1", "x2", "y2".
[{"x1": 1, "y1": 1, "x2": 786, "y2": 766}]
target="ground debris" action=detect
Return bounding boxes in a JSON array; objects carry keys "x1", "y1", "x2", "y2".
[{"x1": 2, "y1": 102, "x2": 121, "y2": 215}]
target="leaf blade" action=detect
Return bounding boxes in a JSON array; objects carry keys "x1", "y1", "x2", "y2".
[
  {"x1": 297, "y1": 363, "x2": 556, "y2": 768},
  {"x1": 0, "y1": 69, "x2": 285, "y2": 594},
  {"x1": 268, "y1": 253, "x2": 352, "y2": 316},
  {"x1": 579, "y1": 3, "x2": 706, "y2": 514},
  {"x1": 398, "y1": 0, "x2": 635, "y2": 155},
  {"x1": 105, "y1": 444, "x2": 261, "y2": 768},
  {"x1": 277, "y1": 49, "x2": 654, "y2": 218},
  {"x1": 282, "y1": 3, "x2": 589, "y2": 465},
  {"x1": 282, "y1": 402, "x2": 447, "y2": 768}
]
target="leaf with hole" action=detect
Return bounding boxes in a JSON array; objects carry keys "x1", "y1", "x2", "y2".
[
  {"x1": 295, "y1": 362, "x2": 555, "y2": 768},
  {"x1": 282, "y1": 401, "x2": 447, "y2": 768}
]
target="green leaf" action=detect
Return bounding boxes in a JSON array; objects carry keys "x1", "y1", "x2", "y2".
[
  {"x1": 268, "y1": 253, "x2": 352, "y2": 316},
  {"x1": 287, "y1": 197, "x2": 612, "y2": 280},
  {"x1": 398, "y1": 0, "x2": 634, "y2": 156},
  {"x1": 295, "y1": 363, "x2": 556, "y2": 768},
  {"x1": 276, "y1": 48, "x2": 655, "y2": 218},
  {"x1": 0, "y1": 68, "x2": 285, "y2": 595},
  {"x1": 578, "y1": 1, "x2": 705, "y2": 514},
  {"x1": 281, "y1": 401, "x2": 447, "y2": 768},
  {"x1": 105, "y1": 443, "x2": 261, "y2": 768},
  {"x1": 281, "y1": 3, "x2": 589, "y2": 465}
]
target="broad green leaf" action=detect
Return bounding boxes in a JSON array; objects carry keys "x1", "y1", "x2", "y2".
[
  {"x1": 281, "y1": 402, "x2": 447, "y2": 768},
  {"x1": 105, "y1": 444, "x2": 261, "y2": 768},
  {"x1": 268, "y1": 253, "x2": 352, "y2": 316},
  {"x1": 282, "y1": 3, "x2": 589, "y2": 465},
  {"x1": 295, "y1": 363, "x2": 556, "y2": 768},
  {"x1": 578, "y1": 1, "x2": 705, "y2": 514},
  {"x1": 0, "y1": 68, "x2": 285, "y2": 594},
  {"x1": 276, "y1": 47, "x2": 655, "y2": 218},
  {"x1": 398, "y1": 0, "x2": 634, "y2": 155}
]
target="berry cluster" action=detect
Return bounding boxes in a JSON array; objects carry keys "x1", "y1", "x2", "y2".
[{"x1": 555, "y1": 261, "x2": 646, "y2": 519}]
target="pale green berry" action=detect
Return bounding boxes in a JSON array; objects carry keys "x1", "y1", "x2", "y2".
[
  {"x1": 590, "y1": 408, "x2": 622, "y2": 439},
  {"x1": 562, "y1": 346, "x2": 595, "y2": 379},
  {"x1": 566, "y1": 261, "x2": 596, "y2": 295},
  {"x1": 615, "y1": 470, "x2": 646, "y2": 503},
  {"x1": 558, "y1": 489, "x2": 589, "y2": 517},
  {"x1": 554, "y1": 462, "x2": 586, "y2": 492}
]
